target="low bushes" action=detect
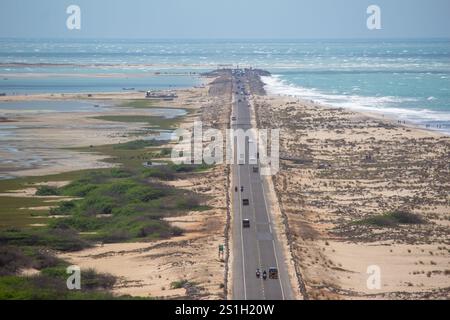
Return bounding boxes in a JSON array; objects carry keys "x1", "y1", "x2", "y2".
[{"x1": 357, "y1": 210, "x2": 426, "y2": 228}]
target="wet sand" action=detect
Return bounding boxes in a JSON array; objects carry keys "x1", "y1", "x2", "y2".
[{"x1": 0, "y1": 90, "x2": 201, "y2": 178}]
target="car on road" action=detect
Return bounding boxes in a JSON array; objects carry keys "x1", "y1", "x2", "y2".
[
  {"x1": 269, "y1": 267, "x2": 279, "y2": 279},
  {"x1": 242, "y1": 199, "x2": 249, "y2": 206},
  {"x1": 242, "y1": 219, "x2": 250, "y2": 228}
]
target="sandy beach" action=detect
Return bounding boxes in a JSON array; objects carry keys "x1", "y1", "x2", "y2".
[{"x1": 253, "y1": 94, "x2": 450, "y2": 299}]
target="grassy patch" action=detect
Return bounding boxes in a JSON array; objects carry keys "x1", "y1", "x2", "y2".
[
  {"x1": 0, "y1": 196, "x2": 51, "y2": 229},
  {"x1": 356, "y1": 211, "x2": 426, "y2": 228},
  {"x1": 0, "y1": 228, "x2": 91, "y2": 252},
  {"x1": 143, "y1": 163, "x2": 213, "y2": 181},
  {"x1": 0, "y1": 265, "x2": 123, "y2": 300},
  {"x1": 113, "y1": 139, "x2": 167, "y2": 150},
  {"x1": 39, "y1": 169, "x2": 191, "y2": 243},
  {"x1": 118, "y1": 99, "x2": 157, "y2": 109},
  {"x1": 93, "y1": 115, "x2": 179, "y2": 130}
]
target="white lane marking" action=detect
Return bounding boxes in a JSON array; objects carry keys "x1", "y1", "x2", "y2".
[
  {"x1": 261, "y1": 177, "x2": 286, "y2": 300},
  {"x1": 247, "y1": 159, "x2": 265, "y2": 299},
  {"x1": 237, "y1": 164, "x2": 247, "y2": 300},
  {"x1": 234, "y1": 86, "x2": 247, "y2": 301}
]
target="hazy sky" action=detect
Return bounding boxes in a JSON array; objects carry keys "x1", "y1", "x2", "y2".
[{"x1": 1, "y1": 0, "x2": 449, "y2": 39}]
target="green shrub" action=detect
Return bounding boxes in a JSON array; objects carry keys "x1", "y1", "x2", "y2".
[
  {"x1": 35, "y1": 186, "x2": 60, "y2": 196},
  {"x1": 0, "y1": 228, "x2": 91, "y2": 252},
  {"x1": 49, "y1": 201, "x2": 76, "y2": 216},
  {"x1": 170, "y1": 279, "x2": 189, "y2": 289},
  {"x1": 61, "y1": 182, "x2": 97, "y2": 197},
  {"x1": 0, "y1": 268, "x2": 118, "y2": 300},
  {"x1": 109, "y1": 168, "x2": 132, "y2": 178},
  {"x1": 0, "y1": 246, "x2": 31, "y2": 276},
  {"x1": 357, "y1": 210, "x2": 426, "y2": 228},
  {"x1": 142, "y1": 167, "x2": 175, "y2": 180},
  {"x1": 176, "y1": 195, "x2": 201, "y2": 210},
  {"x1": 80, "y1": 196, "x2": 114, "y2": 216}
]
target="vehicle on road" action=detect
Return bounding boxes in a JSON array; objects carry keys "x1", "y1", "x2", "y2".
[
  {"x1": 232, "y1": 116, "x2": 236, "y2": 121},
  {"x1": 262, "y1": 270, "x2": 267, "y2": 280},
  {"x1": 240, "y1": 186, "x2": 244, "y2": 192},
  {"x1": 242, "y1": 199, "x2": 249, "y2": 206},
  {"x1": 242, "y1": 219, "x2": 250, "y2": 228},
  {"x1": 238, "y1": 152, "x2": 245, "y2": 165},
  {"x1": 269, "y1": 267, "x2": 279, "y2": 279},
  {"x1": 253, "y1": 166, "x2": 259, "y2": 173},
  {"x1": 256, "y1": 269, "x2": 260, "y2": 278}
]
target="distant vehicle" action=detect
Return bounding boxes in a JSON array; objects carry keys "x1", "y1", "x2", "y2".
[
  {"x1": 242, "y1": 199, "x2": 249, "y2": 206},
  {"x1": 256, "y1": 269, "x2": 260, "y2": 278},
  {"x1": 240, "y1": 186, "x2": 244, "y2": 192},
  {"x1": 253, "y1": 166, "x2": 259, "y2": 173},
  {"x1": 238, "y1": 153, "x2": 245, "y2": 165},
  {"x1": 269, "y1": 267, "x2": 279, "y2": 279},
  {"x1": 232, "y1": 116, "x2": 236, "y2": 121},
  {"x1": 262, "y1": 270, "x2": 267, "y2": 280},
  {"x1": 242, "y1": 219, "x2": 250, "y2": 228}
]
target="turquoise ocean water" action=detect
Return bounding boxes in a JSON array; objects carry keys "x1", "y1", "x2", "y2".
[{"x1": 0, "y1": 39, "x2": 449, "y2": 133}]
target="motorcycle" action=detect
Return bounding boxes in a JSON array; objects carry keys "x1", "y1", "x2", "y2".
[
  {"x1": 262, "y1": 271, "x2": 267, "y2": 280},
  {"x1": 256, "y1": 269, "x2": 260, "y2": 278}
]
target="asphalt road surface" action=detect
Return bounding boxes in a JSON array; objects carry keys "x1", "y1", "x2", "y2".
[{"x1": 230, "y1": 69, "x2": 294, "y2": 300}]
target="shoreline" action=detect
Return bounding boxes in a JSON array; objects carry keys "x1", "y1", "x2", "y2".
[
  {"x1": 266, "y1": 92, "x2": 449, "y2": 139},
  {"x1": 261, "y1": 75, "x2": 450, "y2": 137},
  {"x1": 0, "y1": 87, "x2": 206, "y2": 179}
]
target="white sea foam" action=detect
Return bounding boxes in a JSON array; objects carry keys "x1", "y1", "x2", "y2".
[{"x1": 262, "y1": 75, "x2": 450, "y2": 134}]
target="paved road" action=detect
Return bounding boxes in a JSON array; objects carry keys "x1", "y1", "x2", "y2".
[{"x1": 230, "y1": 69, "x2": 293, "y2": 300}]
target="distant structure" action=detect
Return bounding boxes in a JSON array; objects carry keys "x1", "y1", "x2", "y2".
[{"x1": 145, "y1": 90, "x2": 178, "y2": 101}]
